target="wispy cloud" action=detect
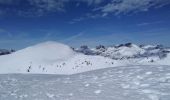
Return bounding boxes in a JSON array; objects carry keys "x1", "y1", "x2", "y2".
[
  {"x1": 137, "y1": 21, "x2": 165, "y2": 26},
  {"x1": 96, "y1": 0, "x2": 170, "y2": 16},
  {"x1": 0, "y1": 0, "x2": 104, "y2": 17},
  {"x1": 0, "y1": 28, "x2": 13, "y2": 38},
  {"x1": 62, "y1": 32, "x2": 84, "y2": 43},
  {"x1": 69, "y1": 13, "x2": 102, "y2": 24},
  {"x1": 0, "y1": 0, "x2": 69, "y2": 17},
  {"x1": 80, "y1": 0, "x2": 104, "y2": 6},
  {"x1": 0, "y1": 0, "x2": 169, "y2": 17},
  {"x1": 69, "y1": 0, "x2": 170, "y2": 23}
]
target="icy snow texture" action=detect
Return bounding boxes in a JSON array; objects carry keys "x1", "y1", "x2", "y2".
[{"x1": 0, "y1": 65, "x2": 170, "y2": 100}]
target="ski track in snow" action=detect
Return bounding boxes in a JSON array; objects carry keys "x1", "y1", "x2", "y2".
[{"x1": 0, "y1": 65, "x2": 170, "y2": 100}]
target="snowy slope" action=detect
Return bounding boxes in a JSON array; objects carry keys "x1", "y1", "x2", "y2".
[
  {"x1": 0, "y1": 41, "x2": 170, "y2": 74},
  {"x1": 0, "y1": 65, "x2": 170, "y2": 100},
  {"x1": 0, "y1": 41, "x2": 74, "y2": 74},
  {"x1": 0, "y1": 41, "x2": 121, "y2": 74}
]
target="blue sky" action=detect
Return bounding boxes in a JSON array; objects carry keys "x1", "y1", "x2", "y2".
[{"x1": 0, "y1": 0, "x2": 170, "y2": 49}]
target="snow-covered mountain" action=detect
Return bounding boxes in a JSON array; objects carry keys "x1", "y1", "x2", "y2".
[
  {"x1": 76, "y1": 43, "x2": 170, "y2": 60},
  {"x1": 0, "y1": 41, "x2": 170, "y2": 74}
]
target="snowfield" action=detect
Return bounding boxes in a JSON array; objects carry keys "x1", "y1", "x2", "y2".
[
  {"x1": 0, "y1": 41, "x2": 120, "y2": 74},
  {"x1": 0, "y1": 41, "x2": 170, "y2": 100},
  {"x1": 0, "y1": 41, "x2": 170, "y2": 74},
  {"x1": 0, "y1": 65, "x2": 170, "y2": 100}
]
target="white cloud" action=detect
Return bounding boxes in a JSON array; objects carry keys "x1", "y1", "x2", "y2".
[
  {"x1": 70, "y1": 0, "x2": 104, "y2": 6},
  {"x1": 22, "y1": 0, "x2": 70, "y2": 16},
  {"x1": 99, "y1": 0, "x2": 170, "y2": 15},
  {"x1": 81, "y1": 0, "x2": 104, "y2": 5},
  {"x1": 0, "y1": 0, "x2": 104, "y2": 17},
  {"x1": 0, "y1": 0, "x2": 69, "y2": 17},
  {"x1": 69, "y1": 13, "x2": 102, "y2": 24},
  {"x1": 70, "y1": 0, "x2": 170, "y2": 23},
  {"x1": 28, "y1": 0, "x2": 68, "y2": 12},
  {"x1": 0, "y1": 0, "x2": 169, "y2": 17}
]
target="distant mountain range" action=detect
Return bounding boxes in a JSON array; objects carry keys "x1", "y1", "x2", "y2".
[
  {"x1": 0, "y1": 49, "x2": 15, "y2": 56},
  {"x1": 75, "y1": 43, "x2": 170, "y2": 62}
]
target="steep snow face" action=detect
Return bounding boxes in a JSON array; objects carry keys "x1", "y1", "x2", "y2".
[
  {"x1": 117, "y1": 44, "x2": 145, "y2": 56},
  {"x1": 91, "y1": 43, "x2": 147, "y2": 60},
  {"x1": 104, "y1": 44, "x2": 145, "y2": 59},
  {"x1": 141, "y1": 45, "x2": 157, "y2": 49}
]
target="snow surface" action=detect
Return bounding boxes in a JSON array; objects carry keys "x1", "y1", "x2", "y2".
[
  {"x1": 0, "y1": 41, "x2": 123, "y2": 74},
  {"x1": 0, "y1": 41, "x2": 170, "y2": 100},
  {"x1": 0, "y1": 65, "x2": 170, "y2": 100},
  {"x1": 0, "y1": 41, "x2": 170, "y2": 74},
  {"x1": 158, "y1": 54, "x2": 170, "y2": 65}
]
